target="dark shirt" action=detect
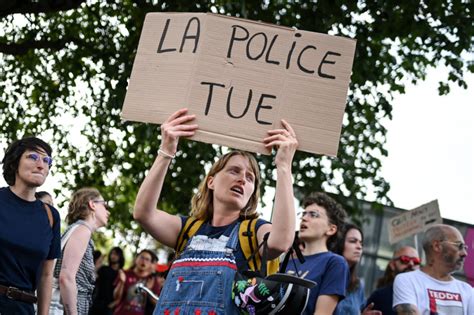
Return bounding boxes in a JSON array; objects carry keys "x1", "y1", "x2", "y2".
[
  {"x1": 89, "y1": 265, "x2": 119, "y2": 315},
  {"x1": 0, "y1": 187, "x2": 61, "y2": 291},
  {"x1": 285, "y1": 251, "x2": 349, "y2": 315},
  {"x1": 365, "y1": 284, "x2": 395, "y2": 315},
  {"x1": 0, "y1": 187, "x2": 61, "y2": 315}
]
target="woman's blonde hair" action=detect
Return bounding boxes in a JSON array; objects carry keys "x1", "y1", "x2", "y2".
[
  {"x1": 66, "y1": 187, "x2": 101, "y2": 225},
  {"x1": 190, "y1": 151, "x2": 261, "y2": 221}
]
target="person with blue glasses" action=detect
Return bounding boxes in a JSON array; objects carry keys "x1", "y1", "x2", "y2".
[{"x1": 0, "y1": 137, "x2": 61, "y2": 315}]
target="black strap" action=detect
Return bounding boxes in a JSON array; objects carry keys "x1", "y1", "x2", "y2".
[
  {"x1": 279, "y1": 233, "x2": 305, "y2": 276},
  {"x1": 244, "y1": 232, "x2": 270, "y2": 276},
  {"x1": 245, "y1": 218, "x2": 259, "y2": 271},
  {"x1": 260, "y1": 232, "x2": 270, "y2": 276}
]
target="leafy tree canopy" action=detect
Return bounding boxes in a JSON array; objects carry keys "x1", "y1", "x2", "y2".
[{"x1": 1, "y1": 0, "x2": 472, "y2": 248}]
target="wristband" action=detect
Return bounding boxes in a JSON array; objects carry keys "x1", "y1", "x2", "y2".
[{"x1": 158, "y1": 148, "x2": 176, "y2": 159}]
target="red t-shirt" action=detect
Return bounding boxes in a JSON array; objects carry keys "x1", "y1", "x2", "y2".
[{"x1": 113, "y1": 269, "x2": 161, "y2": 315}]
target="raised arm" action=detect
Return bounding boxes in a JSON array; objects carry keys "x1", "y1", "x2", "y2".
[
  {"x1": 259, "y1": 119, "x2": 298, "y2": 258},
  {"x1": 133, "y1": 108, "x2": 198, "y2": 248},
  {"x1": 58, "y1": 225, "x2": 92, "y2": 315}
]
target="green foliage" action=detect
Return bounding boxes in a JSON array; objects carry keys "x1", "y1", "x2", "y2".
[{"x1": 1, "y1": 0, "x2": 472, "y2": 245}]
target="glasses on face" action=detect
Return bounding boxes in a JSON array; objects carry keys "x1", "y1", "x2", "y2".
[
  {"x1": 441, "y1": 241, "x2": 468, "y2": 251},
  {"x1": 93, "y1": 200, "x2": 109, "y2": 208},
  {"x1": 298, "y1": 210, "x2": 322, "y2": 219},
  {"x1": 394, "y1": 255, "x2": 421, "y2": 265},
  {"x1": 137, "y1": 255, "x2": 152, "y2": 262},
  {"x1": 26, "y1": 153, "x2": 53, "y2": 167}
]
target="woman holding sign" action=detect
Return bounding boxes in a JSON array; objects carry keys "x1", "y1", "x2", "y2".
[{"x1": 133, "y1": 108, "x2": 298, "y2": 314}]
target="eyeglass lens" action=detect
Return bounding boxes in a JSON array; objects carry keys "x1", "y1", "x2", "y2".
[{"x1": 27, "y1": 153, "x2": 53, "y2": 167}]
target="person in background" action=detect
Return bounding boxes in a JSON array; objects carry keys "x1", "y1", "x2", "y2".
[
  {"x1": 285, "y1": 192, "x2": 349, "y2": 315},
  {"x1": 113, "y1": 249, "x2": 161, "y2": 315},
  {"x1": 333, "y1": 223, "x2": 371, "y2": 315},
  {"x1": 89, "y1": 247, "x2": 125, "y2": 315},
  {"x1": 49, "y1": 187, "x2": 110, "y2": 315},
  {"x1": 393, "y1": 224, "x2": 473, "y2": 314},
  {"x1": 35, "y1": 190, "x2": 54, "y2": 206},
  {"x1": 365, "y1": 246, "x2": 420, "y2": 315},
  {"x1": 93, "y1": 250, "x2": 104, "y2": 274},
  {"x1": 0, "y1": 137, "x2": 61, "y2": 315},
  {"x1": 144, "y1": 258, "x2": 163, "y2": 315}
]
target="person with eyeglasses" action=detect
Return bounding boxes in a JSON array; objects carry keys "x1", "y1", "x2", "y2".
[
  {"x1": 393, "y1": 224, "x2": 474, "y2": 315},
  {"x1": 365, "y1": 246, "x2": 420, "y2": 315},
  {"x1": 0, "y1": 137, "x2": 61, "y2": 315},
  {"x1": 113, "y1": 249, "x2": 161, "y2": 315},
  {"x1": 49, "y1": 187, "x2": 110, "y2": 315},
  {"x1": 284, "y1": 192, "x2": 350, "y2": 315}
]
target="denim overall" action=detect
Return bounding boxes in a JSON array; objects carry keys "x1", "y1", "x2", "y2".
[{"x1": 153, "y1": 223, "x2": 241, "y2": 315}]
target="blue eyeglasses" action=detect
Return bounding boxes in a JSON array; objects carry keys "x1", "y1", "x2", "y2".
[{"x1": 26, "y1": 153, "x2": 53, "y2": 167}]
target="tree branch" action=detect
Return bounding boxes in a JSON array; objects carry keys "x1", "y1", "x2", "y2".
[
  {"x1": 0, "y1": 0, "x2": 87, "y2": 18},
  {"x1": 0, "y1": 38, "x2": 70, "y2": 55}
]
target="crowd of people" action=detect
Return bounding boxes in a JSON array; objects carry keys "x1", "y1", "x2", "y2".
[{"x1": 1, "y1": 109, "x2": 472, "y2": 314}]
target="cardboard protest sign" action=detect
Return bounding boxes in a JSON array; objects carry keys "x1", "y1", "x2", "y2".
[
  {"x1": 121, "y1": 13, "x2": 356, "y2": 155},
  {"x1": 388, "y1": 200, "x2": 442, "y2": 244}
]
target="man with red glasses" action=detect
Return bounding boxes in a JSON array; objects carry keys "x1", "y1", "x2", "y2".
[
  {"x1": 393, "y1": 224, "x2": 474, "y2": 315},
  {"x1": 365, "y1": 246, "x2": 420, "y2": 315}
]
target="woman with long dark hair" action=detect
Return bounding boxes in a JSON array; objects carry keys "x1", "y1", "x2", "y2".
[
  {"x1": 89, "y1": 247, "x2": 125, "y2": 315},
  {"x1": 333, "y1": 223, "x2": 366, "y2": 315}
]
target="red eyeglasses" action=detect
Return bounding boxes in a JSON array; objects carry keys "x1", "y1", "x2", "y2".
[{"x1": 394, "y1": 255, "x2": 421, "y2": 265}]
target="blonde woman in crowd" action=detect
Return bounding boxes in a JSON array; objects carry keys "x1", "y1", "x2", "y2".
[{"x1": 50, "y1": 188, "x2": 110, "y2": 315}]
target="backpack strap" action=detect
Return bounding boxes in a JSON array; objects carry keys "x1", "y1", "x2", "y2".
[
  {"x1": 240, "y1": 219, "x2": 281, "y2": 276},
  {"x1": 174, "y1": 217, "x2": 205, "y2": 255},
  {"x1": 43, "y1": 203, "x2": 54, "y2": 228},
  {"x1": 239, "y1": 218, "x2": 260, "y2": 271}
]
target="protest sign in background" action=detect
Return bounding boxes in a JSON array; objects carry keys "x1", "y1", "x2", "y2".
[
  {"x1": 388, "y1": 199, "x2": 442, "y2": 244},
  {"x1": 122, "y1": 13, "x2": 356, "y2": 155}
]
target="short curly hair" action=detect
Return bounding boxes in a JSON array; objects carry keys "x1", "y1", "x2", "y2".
[
  {"x1": 2, "y1": 137, "x2": 52, "y2": 186},
  {"x1": 301, "y1": 192, "x2": 347, "y2": 248}
]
